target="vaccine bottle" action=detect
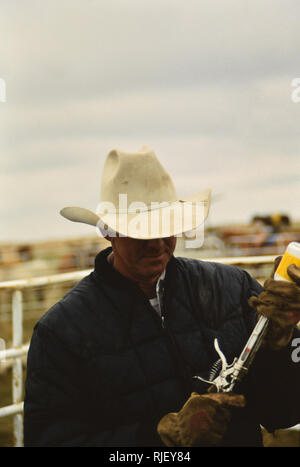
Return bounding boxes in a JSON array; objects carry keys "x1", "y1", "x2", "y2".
[{"x1": 274, "y1": 242, "x2": 300, "y2": 282}]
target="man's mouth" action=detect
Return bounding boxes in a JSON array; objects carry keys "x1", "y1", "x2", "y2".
[{"x1": 145, "y1": 251, "x2": 166, "y2": 259}]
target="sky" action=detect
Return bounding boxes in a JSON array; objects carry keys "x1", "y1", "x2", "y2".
[{"x1": 0, "y1": 0, "x2": 300, "y2": 242}]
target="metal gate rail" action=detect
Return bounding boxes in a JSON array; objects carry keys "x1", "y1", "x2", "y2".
[{"x1": 0, "y1": 268, "x2": 92, "y2": 446}]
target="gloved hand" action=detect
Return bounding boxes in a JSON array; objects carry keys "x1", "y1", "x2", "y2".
[
  {"x1": 249, "y1": 257, "x2": 300, "y2": 350},
  {"x1": 157, "y1": 391, "x2": 245, "y2": 447}
]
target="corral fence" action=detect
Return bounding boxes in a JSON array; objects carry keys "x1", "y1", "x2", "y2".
[
  {"x1": 0, "y1": 255, "x2": 297, "y2": 447},
  {"x1": 0, "y1": 268, "x2": 90, "y2": 447}
]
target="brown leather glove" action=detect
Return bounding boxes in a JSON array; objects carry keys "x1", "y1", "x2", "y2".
[
  {"x1": 249, "y1": 257, "x2": 300, "y2": 350},
  {"x1": 157, "y1": 392, "x2": 245, "y2": 447}
]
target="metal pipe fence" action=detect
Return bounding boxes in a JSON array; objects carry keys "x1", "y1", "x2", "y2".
[
  {"x1": 0, "y1": 268, "x2": 92, "y2": 447},
  {"x1": 0, "y1": 254, "x2": 298, "y2": 447}
]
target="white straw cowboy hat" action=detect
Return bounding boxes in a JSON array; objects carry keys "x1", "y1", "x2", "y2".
[{"x1": 60, "y1": 146, "x2": 211, "y2": 239}]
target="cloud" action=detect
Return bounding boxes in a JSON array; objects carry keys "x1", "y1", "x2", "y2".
[
  {"x1": 1, "y1": 0, "x2": 300, "y2": 103},
  {"x1": 2, "y1": 78, "x2": 300, "y2": 172}
]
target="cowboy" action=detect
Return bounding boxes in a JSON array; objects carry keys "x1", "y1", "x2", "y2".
[{"x1": 24, "y1": 147, "x2": 300, "y2": 447}]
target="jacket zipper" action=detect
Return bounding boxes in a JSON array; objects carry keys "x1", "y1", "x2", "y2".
[{"x1": 156, "y1": 281, "x2": 192, "y2": 397}]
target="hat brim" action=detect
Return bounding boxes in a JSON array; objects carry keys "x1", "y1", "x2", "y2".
[{"x1": 60, "y1": 189, "x2": 211, "y2": 240}]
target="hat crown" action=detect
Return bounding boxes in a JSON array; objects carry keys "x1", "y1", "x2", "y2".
[
  {"x1": 100, "y1": 146, "x2": 178, "y2": 210},
  {"x1": 60, "y1": 145, "x2": 211, "y2": 239}
]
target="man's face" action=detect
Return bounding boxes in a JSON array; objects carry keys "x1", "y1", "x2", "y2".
[{"x1": 109, "y1": 235, "x2": 177, "y2": 282}]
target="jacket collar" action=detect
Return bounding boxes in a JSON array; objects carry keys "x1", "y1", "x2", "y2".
[{"x1": 93, "y1": 246, "x2": 178, "y2": 298}]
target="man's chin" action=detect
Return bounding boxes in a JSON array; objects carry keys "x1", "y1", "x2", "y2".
[{"x1": 139, "y1": 255, "x2": 169, "y2": 277}]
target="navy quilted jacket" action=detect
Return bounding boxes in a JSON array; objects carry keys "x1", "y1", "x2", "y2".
[{"x1": 24, "y1": 247, "x2": 300, "y2": 446}]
